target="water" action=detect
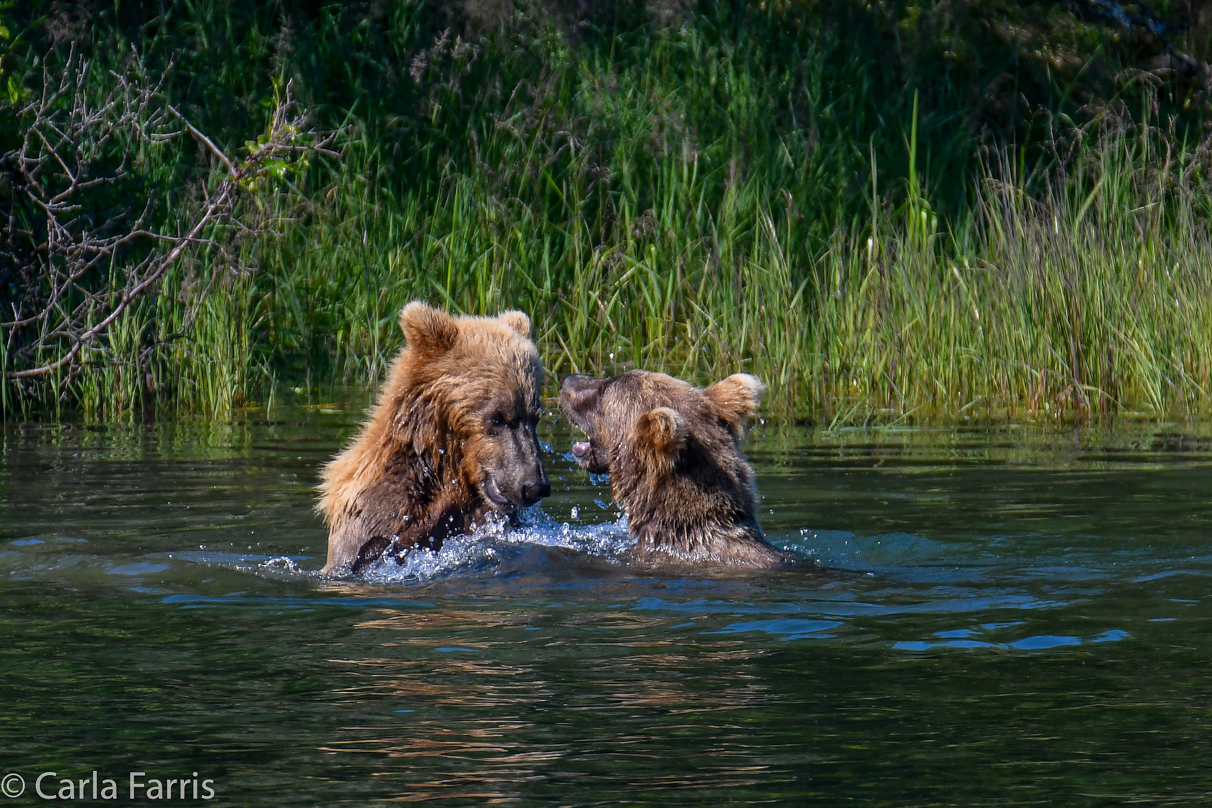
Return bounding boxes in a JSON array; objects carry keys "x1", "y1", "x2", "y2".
[{"x1": 3, "y1": 411, "x2": 1212, "y2": 805}]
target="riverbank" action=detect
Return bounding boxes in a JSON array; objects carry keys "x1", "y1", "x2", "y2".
[{"x1": 3, "y1": 2, "x2": 1210, "y2": 422}]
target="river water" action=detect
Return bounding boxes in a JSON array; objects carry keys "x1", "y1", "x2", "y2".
[{"x1": 2, "y1": 410, "x2": 1210, "y2": 805}]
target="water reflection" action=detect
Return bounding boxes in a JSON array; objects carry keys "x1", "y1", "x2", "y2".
[{"x1": 305, "y1": 597, "x2": 791, "y2": 802}]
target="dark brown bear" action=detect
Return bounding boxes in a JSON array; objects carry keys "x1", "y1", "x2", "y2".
[
  {"x1": 559, "y1": 370, "x2": 785, "y2": 569},
  {"x1": 318, "y1": 302, "x2": 550, "y2": 574}
]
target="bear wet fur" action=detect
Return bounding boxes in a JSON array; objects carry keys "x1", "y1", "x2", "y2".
[
  {"x1": 559, "y1": 369, "x2": 785, "y2": 569},
  {"x1": 318, "y1": 302, "x2": 550, "y2": 574}
]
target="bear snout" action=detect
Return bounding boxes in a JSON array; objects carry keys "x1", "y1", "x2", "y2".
[
  {"x1": 483, "y1": 469, "x2": 550, "y2": 508},
  {"x1": 522, "y1": 478, "x2": 551, "y2": 505}
]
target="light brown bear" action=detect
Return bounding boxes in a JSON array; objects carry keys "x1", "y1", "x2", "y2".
[
  {"x1": 559, "y1": 369, "x2": 786, "y2": 569},
  {"x1": 318, "y1": 302, "x2": 550, "y2": 574}
]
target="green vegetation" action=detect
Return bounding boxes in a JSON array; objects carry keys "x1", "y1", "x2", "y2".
[{"x1": 2, "y1": 1, "x2": 1211, "y2": 422}]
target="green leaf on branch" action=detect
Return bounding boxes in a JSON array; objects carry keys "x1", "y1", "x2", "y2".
[{"x1": 262, "y1": 159, "x2": 288, "y2": 180}]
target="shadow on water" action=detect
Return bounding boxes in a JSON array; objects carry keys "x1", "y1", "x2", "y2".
[{"x1": 2, "y1": 411, "x2": 1212, "y2": 804}]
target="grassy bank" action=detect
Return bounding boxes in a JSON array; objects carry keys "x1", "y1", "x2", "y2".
[
  {"x1": 243, "y1": 108, "x2": 1212, "y2": 424},
  {"x1": 3, "y1": 2, "x2": 1211, "y2": 422}
]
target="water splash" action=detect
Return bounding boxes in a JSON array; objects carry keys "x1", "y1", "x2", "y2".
[{"x1": 355, "y1": 508, "x2": 634, "y2": 584}]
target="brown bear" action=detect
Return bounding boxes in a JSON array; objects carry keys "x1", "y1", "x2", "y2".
[
  {"x1": 318, "y1": 301, "x2": 551, "y2": 574},
  {"x1": 559, "y1": 369, "x2": 786, "y2": 569}
]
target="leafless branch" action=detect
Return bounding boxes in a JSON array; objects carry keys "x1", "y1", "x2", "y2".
[{"x1": 1, "y1": 51, "x2": 341, "y2": 390}]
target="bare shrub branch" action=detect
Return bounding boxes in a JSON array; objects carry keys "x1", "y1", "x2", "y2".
[{"x1": 1, "y1": 49, "x2": 339, "y2": 392}]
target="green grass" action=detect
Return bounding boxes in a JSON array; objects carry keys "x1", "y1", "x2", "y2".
[
  {"x1": 239, "y1": 105, "x2": 1212, "y2": 424},
  {"x1": 3, "y1": 2, "x2": 1212, "y2": 422}
]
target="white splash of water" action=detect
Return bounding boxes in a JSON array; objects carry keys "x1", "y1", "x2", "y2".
[{"x1": 354, "y1": 507, "x2": 634, "y2": 584}]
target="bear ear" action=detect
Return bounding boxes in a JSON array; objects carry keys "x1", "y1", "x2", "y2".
[
  {"x1": 705, "y1": 373, "x2": 765, "y2": 433},
  {"x1": 633, "y1": 407, "x2": 688, "y2": 472},
  {"x1": 399, "y1": 301, "x2": 459, "y2": 357},
  {"x1": 498, "y1": 310, "x2": 531, "y2": 339}
]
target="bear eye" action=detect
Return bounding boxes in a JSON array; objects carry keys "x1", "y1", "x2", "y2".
[{"x1": 488, "y1": 413, "x2": 509, "y2": 430}]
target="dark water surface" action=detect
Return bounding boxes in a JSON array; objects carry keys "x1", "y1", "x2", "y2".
[{"x1": 2, "y1": 411, "x2": 1211, "y2": 806}]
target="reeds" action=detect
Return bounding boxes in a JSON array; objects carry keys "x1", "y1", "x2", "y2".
[
  {"x1": 23, "y1": 98, "x2": 1212, "y2": 424},
  {"x1": 234, "y1": 105, "x2": 1212, "y2": 423},
  {"x1": 5, "y1": 5, "x2": 1212, "y2": 423}
]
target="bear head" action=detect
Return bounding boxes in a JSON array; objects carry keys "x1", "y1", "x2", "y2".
[
  {"x1": 559, "y1": 370, "x2": 764, "y2": 479},
  {"x1": 559, "y1": 369, "x2": 776, "y2": 567},
  {"x1": 398, "y1": 301, "x2": 551, "y2": 512}
]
